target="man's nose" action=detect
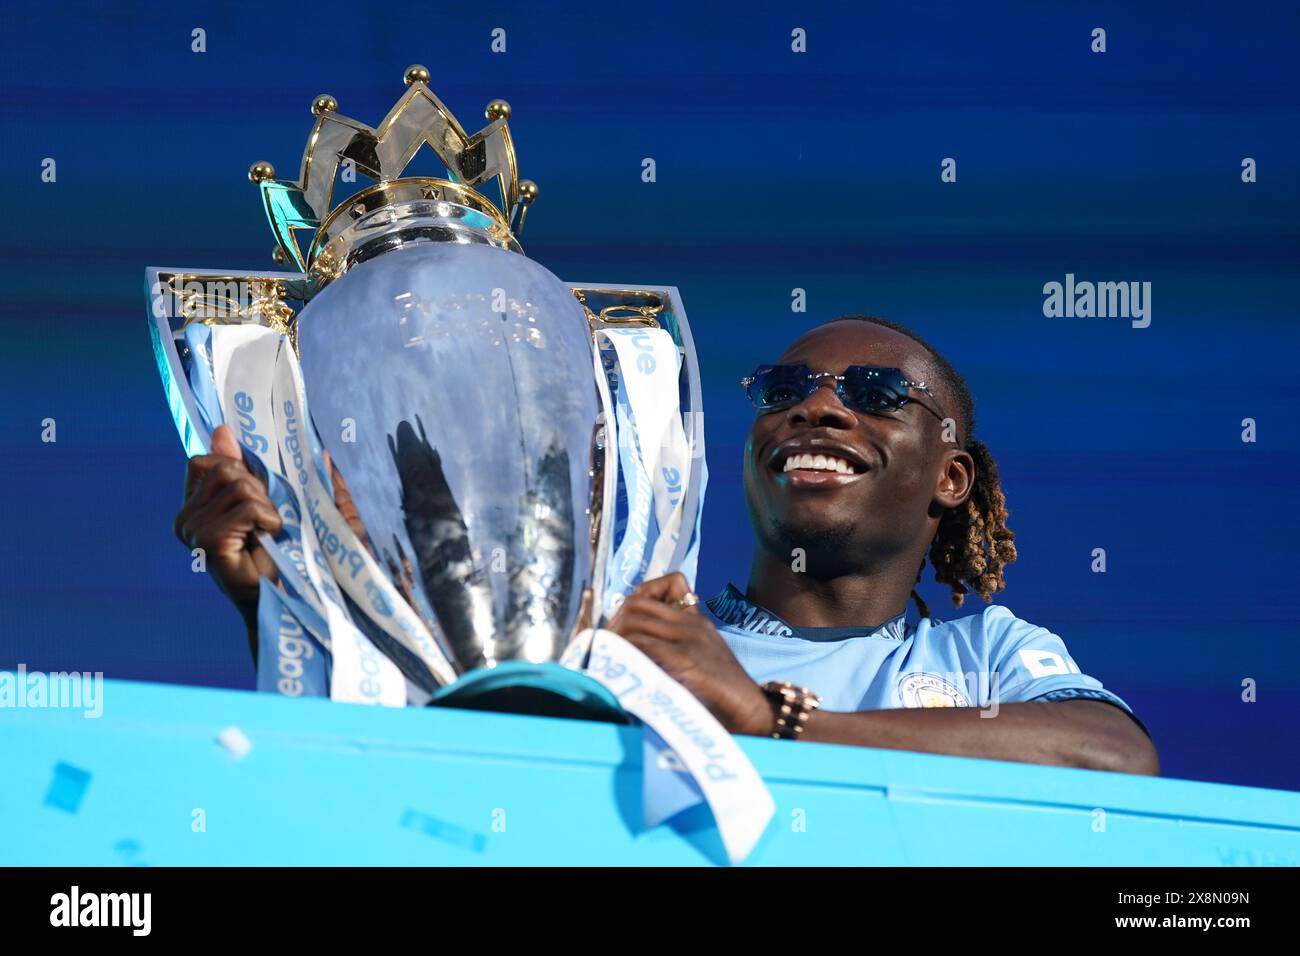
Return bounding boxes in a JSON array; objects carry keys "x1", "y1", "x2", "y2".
[{"x1": 786, "y1": 381, "x2": 855, "y2": 428}]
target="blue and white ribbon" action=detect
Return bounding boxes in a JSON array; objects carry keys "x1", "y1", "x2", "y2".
[
  {"x1": 596, "y1": 327, "x2": 697, "y2": 619},
  {"x1": 270, "y1": 340, "x2": 458, "y2": 693},
  {"x1": 582, "y1": 628, "x2": 774, "y2": 865},
  {"x1": 256, "y1": 578, "x2": 330, "y2": 697},
  {"x1": 559, "y1": 329, "x2": 769, "y2": 862},
  {"x1": 208, "y1": 326, "x2": 410, "y2": 707}
]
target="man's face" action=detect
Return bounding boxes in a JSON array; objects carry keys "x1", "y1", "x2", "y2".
[{"x1": 742, "y1": 320, "x2": 962, "y2": 573}]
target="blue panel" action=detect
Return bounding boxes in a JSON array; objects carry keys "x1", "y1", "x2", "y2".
[{"x1": 1, "y1": 677, "x2": 1296, "y2": 866}]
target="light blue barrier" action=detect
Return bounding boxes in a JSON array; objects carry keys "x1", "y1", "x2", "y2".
[{"x1": 0, "y1": 676, "x2": 1296, "y2": 866}]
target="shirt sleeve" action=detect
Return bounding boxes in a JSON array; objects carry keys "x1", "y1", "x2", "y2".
[{"x1": 985, "y1": 607, "x2": 1152, "y2": 740}]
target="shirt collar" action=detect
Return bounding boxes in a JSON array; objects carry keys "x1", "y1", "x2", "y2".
[{"x1": 705, "y1": 583, "x2": 909, "y2": 642}]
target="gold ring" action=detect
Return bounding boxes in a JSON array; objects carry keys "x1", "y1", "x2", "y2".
[{"x1": 673, "y1": 591, "x2": 700, "y2": 610}]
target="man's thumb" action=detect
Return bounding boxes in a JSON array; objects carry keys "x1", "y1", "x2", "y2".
[{"x1": 210, "y1": 423, "x2": 242, "y2": 460}]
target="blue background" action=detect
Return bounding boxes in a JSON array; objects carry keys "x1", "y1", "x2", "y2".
[{"x1": 1, "y1": 1, "x2": 1297, "y2": 790}]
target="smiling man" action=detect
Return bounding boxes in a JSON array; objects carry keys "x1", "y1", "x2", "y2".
[{"x1": 607, "y1": 315, "x2": 1159, "y2": 774}]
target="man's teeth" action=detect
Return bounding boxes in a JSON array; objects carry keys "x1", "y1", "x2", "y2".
[{"x1": 783, "y1": 453, "x2": 856, "y2": 474}]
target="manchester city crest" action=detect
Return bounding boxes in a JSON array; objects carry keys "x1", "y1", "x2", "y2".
[{"x1": 897, "y1": 672, "x2": 971, "y2": 708}]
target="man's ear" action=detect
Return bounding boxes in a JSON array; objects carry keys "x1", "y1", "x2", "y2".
[{"x1": 933, "y1": 447, "x2": 975, "y2": 510}]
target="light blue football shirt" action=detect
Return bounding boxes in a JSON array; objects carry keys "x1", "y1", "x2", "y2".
[{"x1": 704, "y1": 583, "x2": 1149, "y2": 737}]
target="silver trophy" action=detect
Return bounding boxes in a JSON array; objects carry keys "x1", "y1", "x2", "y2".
[{"x1": 145, "y1": 66, "x2": 705, "y2": 718}]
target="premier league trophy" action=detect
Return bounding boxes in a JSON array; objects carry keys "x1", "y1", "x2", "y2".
[{"x1": 146, "y1": 67, "x2": 772, "y2": 861}]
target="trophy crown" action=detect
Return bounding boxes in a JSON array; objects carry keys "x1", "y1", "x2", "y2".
[{"x1": 251, "y1": 65, "x2": 534, "y2": 279}]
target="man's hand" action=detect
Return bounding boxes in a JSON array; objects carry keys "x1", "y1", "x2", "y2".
[
  {"x1": 173, "y1": 424, "x2": 282, "y2": 629},
  {"x1": 607, "y1": 572, "x2": 773, "y2": 736}
]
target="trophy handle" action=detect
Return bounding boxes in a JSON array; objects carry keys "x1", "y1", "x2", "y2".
[
  {"x1": 144, "y1": 265, "x2": 343, "y2": 625},
  {"x1": 144, "y1": 266, "x2": 310, "y2": 456},
  {"x1": 569, "y1": 284, "x2": 706, "y2": 579}
]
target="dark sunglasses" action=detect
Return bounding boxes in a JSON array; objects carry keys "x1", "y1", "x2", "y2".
[{"x1": 740, "y1": 363, "x2": 949, "y2": 423}]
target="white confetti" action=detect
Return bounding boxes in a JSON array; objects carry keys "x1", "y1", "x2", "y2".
[{"x1": 216, "y1": 725, "x2": 253, "y2": 760}]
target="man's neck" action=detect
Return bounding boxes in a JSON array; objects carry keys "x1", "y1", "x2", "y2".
[{"x1": 744, "y1": 549, "x2": 915, "y2": 629}]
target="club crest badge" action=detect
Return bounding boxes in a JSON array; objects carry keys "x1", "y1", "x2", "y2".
[{"x1": 897, "y1": 672, "x2": 971, "y2": 709}]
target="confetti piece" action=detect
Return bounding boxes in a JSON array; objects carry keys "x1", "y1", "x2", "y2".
[
  {"x1": 216, "y1": 725, "x2": 253, "y2": 759},
  {"x1": 113, "y1": 839, "x2": 149, "y2": 867},
  {"x1": 44, "y1": 762, "x2": 91, "y2": 814},
  {"x1": 400, "y1": 809, "x2": 487, "y2": 853}
]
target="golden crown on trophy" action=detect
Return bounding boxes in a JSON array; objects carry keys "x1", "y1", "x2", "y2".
[{"x1": 247, "y1": 64, "x2": 538, "y2": 284}]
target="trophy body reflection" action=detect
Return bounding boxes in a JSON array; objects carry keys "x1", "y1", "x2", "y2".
[{"x1": 145, "y1": 66, "x2": 706, "y2": 718}]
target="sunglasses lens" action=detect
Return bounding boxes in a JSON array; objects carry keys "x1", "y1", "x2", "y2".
[
  {"x1": 750, "y1": 365, "x2": 809, "y2": 409},
  {"x1": 842, "y1": 368, "x2": 908, "y2": 412}
]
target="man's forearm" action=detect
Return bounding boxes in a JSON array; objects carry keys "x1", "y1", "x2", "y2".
[{"x1": 799, "y1": 700, "x2": 1159, "y2": 775}]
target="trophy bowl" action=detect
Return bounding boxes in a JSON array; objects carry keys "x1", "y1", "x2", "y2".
[{"x1": 296, "y1": 234, "x2": 604, "y2": 699}]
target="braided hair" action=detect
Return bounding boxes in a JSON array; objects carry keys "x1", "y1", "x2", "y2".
[{"x1": 835, "y1": 315, "x2": 1018, "y2": 619}]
